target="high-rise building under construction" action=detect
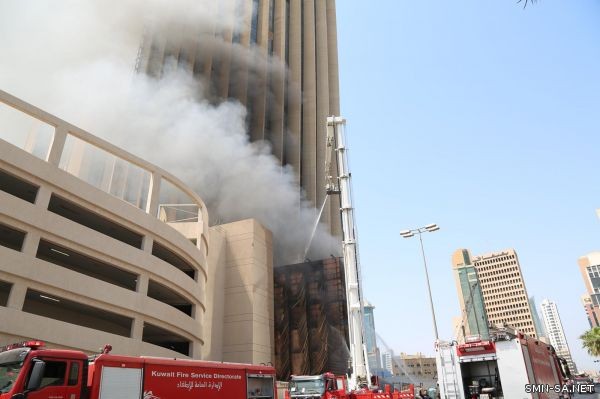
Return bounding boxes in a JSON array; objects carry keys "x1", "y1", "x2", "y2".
[{"x1": 137, "y1": 0, "x2": 342, "y2": 239}]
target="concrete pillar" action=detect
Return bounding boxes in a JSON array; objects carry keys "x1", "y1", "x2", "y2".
[
  {"x1": 34, "y1": 185, "x2": 52, "y2": 209},
  {"x1": 269, "y1": 0, "x2": 286, "y2": 164},
  {"x1": 136, "y1": 274, "x2": 149, "y2": 296},
  {"x1": 141, "y1": 236, "x2": 154, "y2": 253},
  {"x1": 286, "y1": 0, "x2": 302, "y2": 184},
  {"x1": 6, "y1": 282, "x2": 27, "y2": 310},
  {"x1": 46, "y1": 125, "x2": 68, "y2": 167},
  {"x1": 215, "y1": 4, "x2": 235, "y2": 100},
  {"x1": 190, "y1": 340, "x2": 202, "y2": 359},
  {"x1": 249, "y1": 0, "x2": 269, "y2": 143},
  {"x1": 302, "y1": 0, "x2": 317, "y2": 205},
  {"x1": 315, "y1": 0, "x2": 331, "y2": 230},
  {"x1": 131, "y1": 317, "x2": 144, "y2": 340},
  {"x1": 145, "y1": 172, "x2": 161, "y2": 217},
  {"x1": 21, "y1": 231, "x2": 40, "y2": 256}
]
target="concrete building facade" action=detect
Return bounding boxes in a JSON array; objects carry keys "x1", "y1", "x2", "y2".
[
  {"x1": 392, "y1": 353, "x2": 437, "y2": 389},
  {"x1": 452, "y1": 248, "x2": 539, "y2": 338},
  {"x1": 473, "y1": 249, "x2": 539, "y2": 337},
  {"x1": 582, "y1": 294, "x2": 600, "y2": 328},
  {"x1": 540, "y1": 299, "x2": 577, "y2": 374},
  {"x1": 578, "y1": 253, "x2": 600, "y2": 328},
  {"x1": 0, "y1": 89, "x2": 273, "y2": 364},
  {"x1": 137, "y1": 0, "x2": 343, "y2": 239}
]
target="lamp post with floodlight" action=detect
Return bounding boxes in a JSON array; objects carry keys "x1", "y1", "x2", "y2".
[{"x1": 400, "y1": 223, "x2": 440, "y2": 341}]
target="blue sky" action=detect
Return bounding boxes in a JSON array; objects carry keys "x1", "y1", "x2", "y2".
[{"x1": 336, "y1": 0, "x2": 600, "y2": 371}]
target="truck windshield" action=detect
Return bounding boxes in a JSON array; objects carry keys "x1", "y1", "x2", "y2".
[
  {"x1": 290, "y1": 379, "x2": 325, "y2": 395},
  {"x1": 0, "y1": 348, "x2": 29, "y2": 394},
  {"x1": 0, "y1": 362, "x2": 24, "y2": 393}
]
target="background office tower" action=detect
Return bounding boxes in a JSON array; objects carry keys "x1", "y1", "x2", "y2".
[
  {"x1": 540, "y1": 299, "x2": 578, "y2": 374},
  {"x1": 582, "y1": 294, "x2": 600, "y2": 328},
  {"x1": 529, "y1": 296, "x2": 547, "y2": 341},
  {"x1": 363, "y1": 301, "x2": 383, "y2": 373},
  {"x1": 137, "y1": 0, "x2": 343, "y2": 239},
  {"x1": 451, "y1": 249, "x2": 490, "y2": 341},
  {"x1": 381, "y1": 351, "x2": 394, "y2": 375},
  {"x1": 394, "y1": 353, "x2": 438, "y2": 389},
  {"x1": 578, "y1": 253, "x2": 600, "y2": 327},
  {"x1": 453, "y1": 248, "x2": 540, "y2": 338}
]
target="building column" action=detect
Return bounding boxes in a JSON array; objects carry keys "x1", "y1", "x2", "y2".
[
  {"x1": 302, "y1": 0, "x2": 318, "y2": 205},
  {"x1": 6, "y1": 282, "x2": 27, "y2": 310},
  {"x1": 286, "y1": 0, "x2": 302, "y2": 183},
  {"x1": 190, "y1": 340, "x2": 201, "y2": 359},
  {"x1": 145, "y1": 172, "x2": 161, "y2": 217},
  {"x1": 46, "y1": 126, "x2": 68, "y2": 167},
  {"x1": 141, "y1": 236, "x2": 154, "y2": 253},
  {"x1": 34, "y1": 185, "x2": 52, "y2": 209},
  {"x1": 136, "y1": 274, "x2": 149, "y2": 296},
  {"x1": 21, "y1": 232, "x2": 40, "y2": 256},
  {"x1": 131, "y1": 318, "x2": 144, "y2": 340}
]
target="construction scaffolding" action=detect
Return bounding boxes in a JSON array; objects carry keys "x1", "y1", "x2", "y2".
[{"x1": 274, "y1": 257, "x2": 350, "y2": 380}]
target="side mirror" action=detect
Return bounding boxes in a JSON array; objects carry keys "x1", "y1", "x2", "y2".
[{"x1": 26, "y1": 361, "x2": 45, "y2": 391}]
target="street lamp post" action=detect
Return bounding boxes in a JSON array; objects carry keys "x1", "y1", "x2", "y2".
[{"x1": 400, "y1": 223, "x2": 440, "y2": 341}]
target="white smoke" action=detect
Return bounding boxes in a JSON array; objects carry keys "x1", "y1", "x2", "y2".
[{"x1": 0, "y1": 0, "x2": 339, "y2": 264}]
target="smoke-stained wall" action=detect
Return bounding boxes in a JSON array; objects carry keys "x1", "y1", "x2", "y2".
[
  {"x1": 274, "y1": 257, "x2": 350, "y2": 380},
  {"x1": 137, "y1": 0, "x2": 343, "y2": 244}
]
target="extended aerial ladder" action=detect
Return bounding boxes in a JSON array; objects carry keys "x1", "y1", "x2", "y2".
[{"x1": 325, "y1": 116, "x2": 371, "y2": 391}]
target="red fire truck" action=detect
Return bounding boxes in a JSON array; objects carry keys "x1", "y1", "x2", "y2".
[
  {"x1": 436, "y1": 328, "x2": 572, "y2": 399},
  {"x1": 287, "y1": 373, "x2": 414, "y2": 399},
  {"x1": 0, "y1": 341, "x2": 278, "y2": 399}
]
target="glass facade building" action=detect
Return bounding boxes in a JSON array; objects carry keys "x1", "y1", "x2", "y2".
[
  {"x1": 363, "y1": 302, "x2": 381, "y2": 372},
  {"x1": 452, "y1": 249, "x2": 489, "y2": 341}
]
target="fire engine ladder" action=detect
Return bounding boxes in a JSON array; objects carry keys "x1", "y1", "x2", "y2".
[
  {"x1": 437, "y1": 341, "x2": 460, "y2": 399},
  {"x1": 325, "y1": 116, "x2": 371, "y2": 391}
]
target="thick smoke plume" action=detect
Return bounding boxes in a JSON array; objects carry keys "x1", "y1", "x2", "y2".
[{"x1": 0, "y1": 0, "x2": 339, "y2": 264}]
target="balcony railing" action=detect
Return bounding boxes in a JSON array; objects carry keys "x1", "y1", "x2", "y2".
[{"x1": 0, "y1": 89, "x2": 208, "y2": 247}]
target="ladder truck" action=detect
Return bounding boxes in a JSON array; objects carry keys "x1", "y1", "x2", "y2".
[
  {"x1": 325, "y1": 116, "x2": 370, "y2": 392},
  {"x1": 288, "y1": 117, "x2": 414, "y2": 399}
]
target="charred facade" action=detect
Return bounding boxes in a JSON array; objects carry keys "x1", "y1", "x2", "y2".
[{"x1": 274, "y1": 257, "x2": 349, "y2": 380}]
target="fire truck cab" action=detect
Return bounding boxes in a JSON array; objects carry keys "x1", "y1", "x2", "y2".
[{"x1": 289, "y1": 372, "x2": 348, "y2": 399}]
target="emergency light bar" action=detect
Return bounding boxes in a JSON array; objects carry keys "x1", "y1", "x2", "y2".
[{"x1": 0, "y1": 340, "x2": 45, "y2": 353}]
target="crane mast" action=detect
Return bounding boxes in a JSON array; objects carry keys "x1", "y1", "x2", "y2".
[{"x1": 325, "y1": 116, "x2": 370, "y2": 390}]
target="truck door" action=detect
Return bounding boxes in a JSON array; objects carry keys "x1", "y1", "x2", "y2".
[
  {"x1": 64, "y1": 360, "x2": 83, "y2": 399},
  {"x1": 27, "y1": 359, "x2": 68, "y2": 399}
]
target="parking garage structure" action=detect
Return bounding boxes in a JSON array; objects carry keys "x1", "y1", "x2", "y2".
[{"x1": 0, "y1": 89, "x2": 209, "y2": 358}]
